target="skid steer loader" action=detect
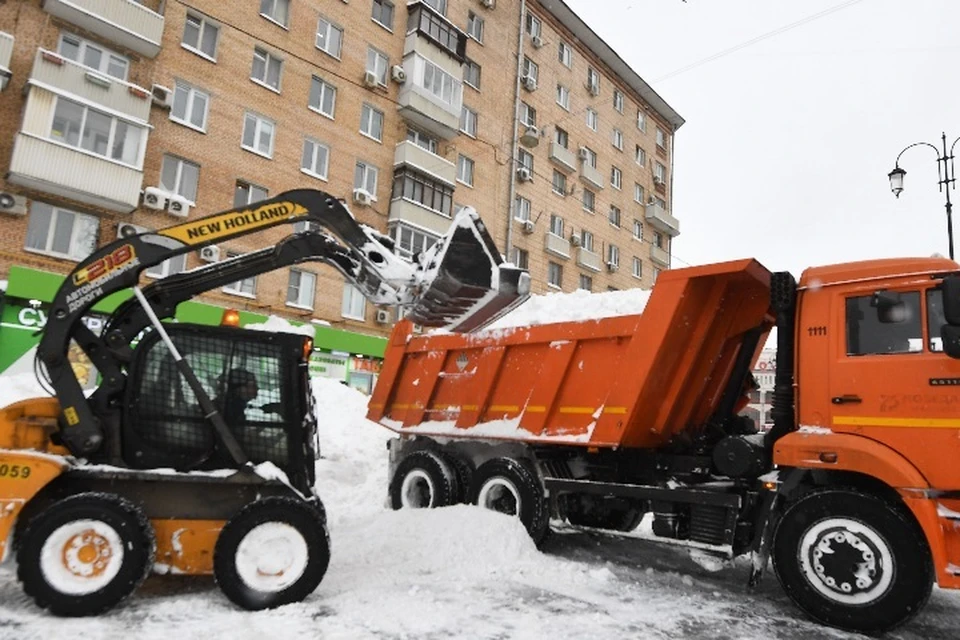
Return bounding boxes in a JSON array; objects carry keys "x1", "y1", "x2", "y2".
[{"x1": 0, "y1": 189, "x2": 528, "y2": 615}]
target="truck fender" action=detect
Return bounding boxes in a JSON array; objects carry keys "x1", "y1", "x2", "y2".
[{"x1": 0, "y1": 450, "x2": 69, "y2": 563}]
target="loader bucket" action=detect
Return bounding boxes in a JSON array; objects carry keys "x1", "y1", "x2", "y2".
[{"x1": 406, "y1": 210, "x2": 530, "y2": 332}]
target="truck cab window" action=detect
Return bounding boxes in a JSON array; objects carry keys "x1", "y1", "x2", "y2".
[
  {"x1": 845, "y1": 291, "x2": 922, "y2": 356},
  {"x1": 927, "y1": 288, "x2": 946, "y2": 352}
]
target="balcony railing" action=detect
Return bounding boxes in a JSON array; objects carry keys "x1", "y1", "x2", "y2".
[
  {"x1": 544, "y1": 233, "x2": 570, "y2": 258},
  {"x1": 549, "y1": 142, "x2": 576, "y2": 174},
  {"x1": 650, "y1": 245, "x2": 670, "y2": 267},
  {"x1": 394, "y1": 140, "x2": 456, "y2": 185},
  {"x1": 645, "y1": 202, "x2": 680, "y2": 237},
  {"x1": 580, "y1": 162, "x2": 605, "y2": 190},
  {"x1": 577, "y1": 247, "x2": 602, "y2": 272},
  {"x1": 397, "y1": 53, "x2": 463, "y2": 139},
  {"x1": 388, "y1": 198, "x2": 453, "y2": 237},
  {"x1": 43, "y1": 0, "x2": 164, "y2": 58}
]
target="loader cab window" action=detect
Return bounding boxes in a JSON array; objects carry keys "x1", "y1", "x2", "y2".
[{"x1": 845, "y1": 291, "x2": 922, "y2": 356}]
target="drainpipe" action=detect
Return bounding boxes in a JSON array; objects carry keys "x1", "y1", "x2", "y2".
[
  {"x1": 668, "y1": 123, "x2": 677, "y2": 266},
  {"x1": 504, "y1": 0, "x2": 527, "y2": 261}
]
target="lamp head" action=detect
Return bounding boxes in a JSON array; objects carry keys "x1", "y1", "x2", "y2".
[{"x1": 888, "y1": 166, "x2": 906, "y2": 198}]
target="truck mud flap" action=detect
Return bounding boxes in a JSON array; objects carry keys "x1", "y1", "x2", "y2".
[{"x1": 406, "y1": 213, "x2": 530, "y2": 332}]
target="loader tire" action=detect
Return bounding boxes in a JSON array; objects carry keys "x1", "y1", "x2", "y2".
[
  {"x1": 16, "y1": 493, "x2": 155, "y2": 616},
  {"x1": 772, "y1": 488, "x2": 933, "y2": 634},
  {"x1": 390, "y1": 450, "x2": 459, "y2": 510},
  {"x1": 214, "y1": 496, "x2": 330, "y2": 611},
  {"x1": 471, "y1": 457, "x2": 549, "y2": 545}
]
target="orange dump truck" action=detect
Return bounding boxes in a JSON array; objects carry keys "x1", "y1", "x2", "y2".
[{"x1": 369, "y1": 257, "x2": 960, "y2": 634}]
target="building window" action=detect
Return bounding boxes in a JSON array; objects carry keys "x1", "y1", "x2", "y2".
[
  {"x1": 50, "y1": 97, "x2": 145, "y2": 167},
  {"x1": 241, "y1": 112, "x2": 275, "y2": 158},
  {"x1": 525, "y1": 13, "x2": 542, "y2": 37},
  {"x1": 159, "y1": 155, "x2": 199, "y2": 202},
  {"x1": 613, "y1": 89, "x2": 624, "y2": 113},
  {"x1": 182, "y1": 13, "x2": 219, "y2": 60},
  {"x1": 308, "y1": 76, "x2": 337, "y2": 118},
  {"x1": 407, "y1": 128, "x2": 438, "y2": 154},
  {"x1": 514, "y1": 195, "x2": 531, "y2": 221},
  {"x1": 581, "y1": 229, "x2": 594, "y2": 251},
  {"x1": 555, "y1": 127, "x2": 569, "y2": 148},
  {"x1": 655, "y1": 196, "x2": 668, "y2": 209},
  {"x1": 467, "y1": 11, "x2": 484, "y2": 43},
  {"x1": 58, "y1": 33, "x2": 128, "y2": 80},
  {"x1": 408, "y1": 4, "x2": 464, "y2": 58},
  {"x1": 635, "y1": 145, "x2": 647, "y2": 167},
  {"x1": 654, "y1": 162, "x2": 667, "y2": 184},
  {"x1": 316, "y1": 17, "x2": 344, "y2": 58},
  {"x1": 464, "y1": 58, "x2": 481, "y2": 90},
  {"x1": 657, "y1": 127, "x2": 667, "y2": 149},
  {"x1": 634, "y1": 183, "x2": 645, "y2": 204},
  {"x1": 354, "y1": 161, "x2": 379, "y2": 196},
  {"x1": 251, "y1": 47, "x2": 282, "y2": 91},
  {"x1": 360, "y1": 103, "x2": 384, "y2": 141},
  {"x1": 412, "y1": 55, "x2": 463, "y2": 109},
  {"x1": 391, "y1": 224, "x2": 439, "y2": 261},
  {"x1": 637, "y1": 110, "x2": 646, "y2": 132},
  {"x1": 24, "y1": 202, "x2": 98, "y2": 261},
  {"x1": 612, "y1": 128, "x2": 623, "y2": 151},
  {"x1": 653, "y1": 267, "x2": 661, "y2": 283},
  {"x1": 556, "y1": 84, "x2": 570, "y2": 111},
  {"x1": 633, "y1": 219, "x2": 643, "y2": 240},
  {"x1": 457, "y1": 155, "x2": 475, "y2": 186},
  {"x1": 549, "y1": 214, "x2": 564, "y2": 237},
  {"x1": 301, "y1": 138, "x2": 330, "y2": 179},
  {"x1": 146, "y1": 253, "x2": 187, "y2": 279},
  {"x1": 512, "y1": 247, "x2": 529, "y2": 270},
  {"x1": 611, "y1": 166, "x2": 622, "y2": 190},
  {"x1": 372, "y1": 0, "x2": 395, "y2": 30},
  {"x1": 586, "y1": 108, "x2": 598, "y2": 131},
  {"x1": 366, "y1": 47, "x2": 389, "y2": 86},
  {"x1": 287, "y1": 270, "x2": 316, "y2": 309},
  {"x1": 341, "y1": 283, "x2": 366, "y2": 320},
  {"x1": 632, "y1": 257, "x2": 642, "y2": 279},
  {"x1": 609, "y1": 204, "x2": 621, "y2": 227},
  {"x1": 460, "y1": 105, "x2": 478, "y2": 137},
  {"x1": 259, "y1": 0, "x2": 290, "y2": 27},
  {"x1": 608, "y1": 244, "x2": 620, "y2": 267},
  {"x1": 224, "y1": 251, "x2": 256, "y2": 296},
  {"x1": 234, "y1": 181, "x2": 268, "y2": 207},
  {"x1": 517, "y1": 148, "x2": 534, "y2": 172},
  {"x1": 586, "y1": 67, "x2": 600, "y2": 95},
  {"x1": 653, "y1": 230, "x2": 665, "y2": 249},
  {"x1": 579, "y1": 274, "x2": 593, "y2": 291},
  {"x1": 548, "y1": 262, "x2": 563, "y2": 288},
  {"x1": 170, "y1": 80, "x2": 209, "y2": 131},
  {"x1": 423, "y1": 0, "x2": 447, "y2": 14},
  {"x1": 558, "y1": 41, "x2": 572, "y2": 67},
  {"x1": 391, "y1": 167, "x2": 453, "y2": 216},
  {"x1": 520, "y1": 102, "x2": 537, "y2": 128},
  {"x1": 582, "y1": 188, "x2": 596, "y2": 213},
  {"x1": 581, "y1": 146, "x2": 597, "y2": 168},
  {"x1": 522, "y1": 57, "x2": 539, "y2": 83},
  {"x1": 552, "y1": 170, "x2": 566, "y2": 196}
]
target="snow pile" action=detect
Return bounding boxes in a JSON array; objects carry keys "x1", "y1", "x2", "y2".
[
  {"x1": 243, "y1": 315, "x2": 315, "y2": 337},
  {"x1": 0, "y1": 372, "x2": 50, "y2": 409},
  {"x1": 485, "y1": 287, "x2": 652, "y2": 330}
]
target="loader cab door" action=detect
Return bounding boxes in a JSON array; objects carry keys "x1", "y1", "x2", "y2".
[{"x1": 828, "y1": 282, "x2": 960, "y2": 489}]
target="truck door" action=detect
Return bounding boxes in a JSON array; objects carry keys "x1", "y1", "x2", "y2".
[{"x1": 829, "y1": 284, "x2": 960, "y2": 488}]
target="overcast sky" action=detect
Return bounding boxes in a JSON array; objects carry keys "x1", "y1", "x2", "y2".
[{"x1": 563, "y1": 0, "x2": 958, "y2": 277}]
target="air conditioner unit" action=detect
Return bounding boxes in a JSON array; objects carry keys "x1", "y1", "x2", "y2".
[
  {"x1": 531, "y1": 35, "x2": 544, "y2": 49},
  {"x1": 167, "y1": 194, "x2": 191, "y2": 218},
  {"x1": 653, "y1": 176, "x2": 665, "y2": 186},
  {"x1": 587, "y1": 82, "x2": 599, "y2": 96},
  {"x1": 578, "y1": 147, "x2": 590, "y2": 161},
  {"x1": 516, "y1": 167, "x2": 533, "y2": 182},
  {"x1": 481, "y1": 0, "x2": 495, "y2": 8},
  {"x1": 375, "y1": 309, "x2": 391, "y2": 324},
  {"x1": 391, "y1": 65, "x2": 407, "y2": 83},
  {"x1": 521, "y1": 220, "x2": 535, "y2": 234},
  {"x1": 570, "y1": 233, "x2": 582, "y2": 247},
  {"x1": 363, "y1": 70, "x2": 379, "y2": 87},
  {"x1": 606, "y1": 261, "x2": 619, "y2": 273},
  {"x1": 151, "y1": 84, "x2": 173, "y2": 109},
  {"x1": 0, "y1": 192, "x2": 27, "y2": 216},
  {"x1": 117, "y1": 222, "x2": 147, "y2": 238},
  {"x1": 353, "y1": 188, "x2": 373, "y2": 206},
  {"x1": 142, "y1": 186, "x2": 168, "y2": 210},
  {"x1": 521, "y1": 75, "x2": 537, "y2": 91},
  {"x1": 199, "y1": 245, "x2": 221, "y2": 263}
]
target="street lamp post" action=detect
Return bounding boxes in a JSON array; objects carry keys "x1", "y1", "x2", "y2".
[{"x1": 888, "y1": 132, "x2": 960, "y2": 260}]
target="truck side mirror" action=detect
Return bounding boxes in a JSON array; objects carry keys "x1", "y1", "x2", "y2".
[
  {"x1": 941, "y1": 325, "x2": 960, "y2": 359},
  {"x1": 942, "y1": 276, "x2": 960, "y2": 326},
  {"x1": 871, "y1": 290, "x2": 908, "y2": 323}
]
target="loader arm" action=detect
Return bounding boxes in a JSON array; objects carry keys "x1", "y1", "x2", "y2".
[{"x1": 36, "y1": 189, "x2": 528, "y2": 457}]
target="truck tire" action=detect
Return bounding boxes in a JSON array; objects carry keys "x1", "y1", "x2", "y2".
[
  {"x1": 390, "y1": 450, "x2": 459, "y2": 510},
  {"x1": 470, "y1": 458, "x2": 549, "y2": 545},
  {"x1": 214, "y1": 496, "x2": 330, "y2": 611},
  {"x1": 772, "y1": 488, "x2": 933, "y2": 634},
  {"x1": 16, "y1": 493, "x2": 155, "y2": 616},
  {"x1": 441, "y1": 452, "x2": 475, "y2": 504}
]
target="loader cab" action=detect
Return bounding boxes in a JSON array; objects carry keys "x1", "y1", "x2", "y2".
[{"x1": 122, "y1": 324, "x2": 317, "y2": 491}]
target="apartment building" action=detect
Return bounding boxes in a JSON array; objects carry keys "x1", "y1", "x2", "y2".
[{"x1": 0, "y1": 0, "x2": 682, "y2": 355}]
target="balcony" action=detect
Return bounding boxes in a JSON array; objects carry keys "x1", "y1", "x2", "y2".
[
  {"x1": 544, "y1": 233, "x2": 570, "y2": 259},
  {"x1": 650, "y1": 245, "x2": 671, "y2": 267},
  {"x1": 580, "y1": 162, "x2": 605, "y2": 190},
  {"x1": 397, "y1": 53, "x2": 463, "y2": 139},
  {"x1": 576, "y1": 247, "x2": 602, "y2": 272},
  {"x1": 43, "y1": 0, "x2": 164, "y2": 58},
  {"x1": 0, "y1": 32, "x2": 12, "y2": 89},
  {"x1": 405, "y1": 2, "x2": 467, "y2": 62},
  {"x1": 394, "y1": 140, "x2": 456, "y2": 185},
  {"x1": 645, "y1": 202, "x2": 680, "y2": 236},
  {"x1": 388, "y1": 198, "x2": 453, "y2": 237},
  {"x1": 549, "y1": 142, "x2": 576, "y2": 174}
]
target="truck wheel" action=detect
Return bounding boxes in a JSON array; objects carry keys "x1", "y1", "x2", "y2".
[
  {"x1": 441, "y1": 452, "x2": 474, "y2": 504},
  {"x1": 389, "y1": 450, "x2": 459, "y2": 509},
  {"x1": 470, "y1": 458, "x2": 549, "y2": 544},
  {"x1": 214, "y1": 496, "x2": 330, "y2": 611},
  {"x1": 772, "y1": 488, "x2": 933, "y2": 634},
  {"x1": 16, "y1": 493, "x2": 155, "y2": 616}
]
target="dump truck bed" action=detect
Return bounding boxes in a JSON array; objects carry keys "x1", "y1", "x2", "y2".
[{"x1": 369, "y1": 259, "x2": 774, "y2": 449}]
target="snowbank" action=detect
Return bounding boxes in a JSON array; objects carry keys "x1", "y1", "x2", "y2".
[
  {"x1": 0, "y1": 372, "x2": 50, "y2": 409},
  {"x1": 485, "y1": 287, "x2": 652, "y2": 330},
  {"x1": 243, "y1": 315, "x2": 315, "y2": 337}
]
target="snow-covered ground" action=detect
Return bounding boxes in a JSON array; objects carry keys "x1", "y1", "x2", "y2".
[{"x1": 2, "y1": 378, "x2": 959, "y2": 639}]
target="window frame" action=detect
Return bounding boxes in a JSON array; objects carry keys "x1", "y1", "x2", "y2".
[
  {"x1": 182, "y1": 12, "x2": 220, "y2": 61},
  {"x1": 241, "y1": 111, "x2": 276, "y2": 158},
  {"x1": 366, "y1": 47, "x2": 390, "y2": 87},
  {"x1": 259, "y1": 0, "x2": 290, "y2": 28},
  {"x1": 556, "y1": 84, "x2": 570, "y2": 111},
  {"x1": 457, "y1": 154, "x2": 475, "y2": 187},
  {"x1": 170, "y1": 80, "x2": 210, "y2": 132},
  {"x1": 460, "y1": 105, "x2": 478, "y2": 137},
  {"x1": 467, "y1": 11, "x2": 484, "y2": 43},
  {"x1": 58, "y1": 33, "x2": 129, "y2": 80},
  {"x1": 50, "y1": 96, "x2": 146, "y2": 169},
  {"x1": 341, "y1": 283, "x2": 367, "y2": 321},
  {"x1": 286, "y1": 269, "x2": 317, "y2": 310},
  {"x1": 464, "y1": 58, "x2": 482, "y2": 91},
  {"x1": 372, "y1": 0, "x2": 395, "y2": 31},
  {"x1": 613, "y1": 89, "x2": 624, "y2": 113},
  {"x1": 222, "y1": 250, "x2": 257, "y2": 297},
  {"x1": 359, "y1": 103, "x2": 385, "y2": 142},
  {"x1": 552, "y1": 170, "x2": 567, "y2": 196},
  {"x1": 354, "y1": 160, "x2": 380, "y2": 197},
  {"x1": 24, "y1": 201, "x2": 98, "y2": 262},
  {"x1": 586, "y1": 108, "x2": 598, "y2": 131},
  {"x1": 611, "y1": 166, "x2": 622, "y2": 190},
  {"x1": 308, "y1": 76, "x2": 337, "y2": 119},
  {"x1": 159, "y1": 154, "x2": 200, "y2": 202},
  {"x1": 632, "y1": 256, "x2": 643, "y2": 279},
  {"x1": 558, "y1": 41, "x2": 573, "y2": 67},
  {"x1": 548, "y1": 261, "x2": 563, "y2": 288},
  {"x1": 251, "y1": 46, "x2": 283, "y2": 93},
  {"x1": 316, "y1": 16, "x2": 344, "y2": 59},
  {"x1": 301, "y1": 137, "x2": 330, "y2": 180},
  {"x1": 514, "y1": 195, "x2": 531, "y2": 222}
]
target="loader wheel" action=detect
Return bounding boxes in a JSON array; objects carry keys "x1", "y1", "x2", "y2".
[
  {"x1": 772, "y1": 488, "x2": 933, "y2": 634},
  {"x1": 214, "y1": 496, "x2": 330, "y2": 611},
  {"x1": 389, "y1": 450, "x2": 459, "y2": 510},
  {"x1": 470, "y1": 458, "x2": 549, "y2": 545},
  {"x1": 16, "y1": 493, "x2": 155, "y2": 616}
]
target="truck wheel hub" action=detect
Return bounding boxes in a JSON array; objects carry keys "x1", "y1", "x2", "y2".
[
  {"x1": 798, "y1": 517, "x2": 894, "y2": 604},
  {"x1": 400, "y1": 470, "x2": 435, "y2": 508},
  {"x1": 477, "y1": 478, "x2": 520, "y2": 516}
]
